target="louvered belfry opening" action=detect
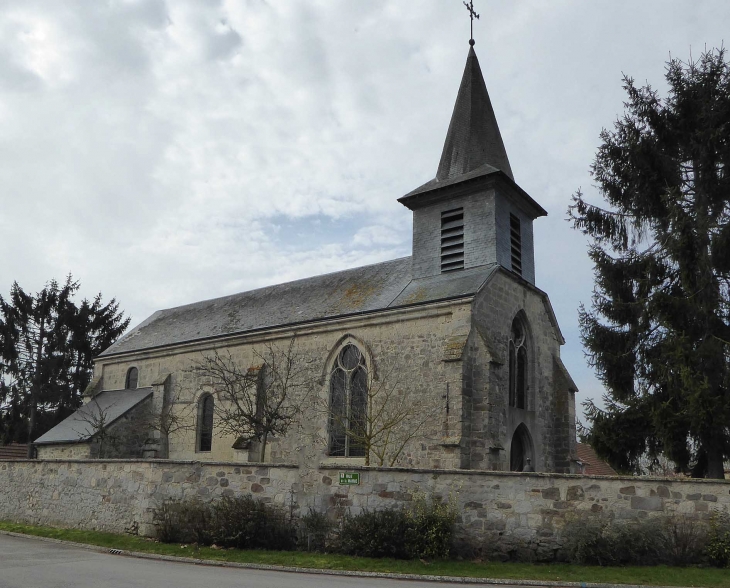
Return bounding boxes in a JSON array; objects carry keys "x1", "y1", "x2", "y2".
[
  {"x1": 510, "y1": 213, "x2": 522, "y2": 275},
  {"x1": 441, "y1": 208, "x2": 465, "y2": 272}
]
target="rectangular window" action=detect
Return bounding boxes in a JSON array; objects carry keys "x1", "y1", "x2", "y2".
[
  {"x1": 441, "y1": 208, "x2": 464, "y2": 272},
  {"x1": 509, "y1": 213, "x2": 522, "y2": 275}
]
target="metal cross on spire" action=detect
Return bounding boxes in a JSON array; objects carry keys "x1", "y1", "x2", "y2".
[{"x1": 463, "y1": 0, "x2": 480, "y2": 46}]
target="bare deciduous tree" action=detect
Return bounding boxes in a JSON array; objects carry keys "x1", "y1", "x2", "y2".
[
  {"x1": 71, "y1": 396, "x2": 118, "y2": 457},
  {"x1": 323, "y1": 352, "x2": 443, "y2": 467},
  {"x1": 143, "y1": 384, "x2": 196, "y2": 459},
  {"x1": 189, "y1": 338, "x2": 315, "y2": 462}
]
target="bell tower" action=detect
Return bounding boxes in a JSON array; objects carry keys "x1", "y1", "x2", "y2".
[{"x1": 399, "y1": 43, "x2": 546, "y2": 285}]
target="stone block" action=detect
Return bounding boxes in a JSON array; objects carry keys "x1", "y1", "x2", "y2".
[
  {"x1": 656, "y1": 485, "x2": 670, "y2": 498},
  {"x1": 630, "y1": 496, "x2": 663, "y2": 511},
  {"x1": 541, "y1": 487, "x2": 560, "y2": 501},
  {"x1": 619, "y1": 486, "x2": 636, "y2": 495},
  {"x1": 566, "y1": 486, "x2": 584, "y2": 501}
]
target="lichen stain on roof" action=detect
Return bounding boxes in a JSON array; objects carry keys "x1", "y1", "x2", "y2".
[
  {"x1": 401, "y1": 286, "x2": 429, "y2": 305},
  {"x1": 333, "y1": 277, "x2": 387, "y2": 313}
]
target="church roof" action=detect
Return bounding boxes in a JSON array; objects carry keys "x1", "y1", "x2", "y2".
[
  {"x1": 100, "y1": 259, "x2": 498, "y2": 357},
  {"x1": 437, "y1": 46, "x2": 513, "y2": 182},
  {"x1": 34, "y1": 388, "x2": 153, "y2": 445},
  {"x1": 402, "y1": 46, "x2": 515, "y2": 205}
]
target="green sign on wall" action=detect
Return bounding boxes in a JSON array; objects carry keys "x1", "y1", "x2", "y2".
[{"x1": 338, "y1": 472, "x2": 360, "y2": 485}]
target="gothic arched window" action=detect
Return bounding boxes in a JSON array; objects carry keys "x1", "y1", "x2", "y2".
[
  {"x1": 508, "y1": 316, "x2": 528, "y2": 410},
  {"x1": 197, "y1": 393, "x2": 214, "y2": 452},
  {"x1": 125, "y1": 367, "x2": 138, "y2": 390},
  {"x1": 329, "y1": 344, "x2": 367, "y2": 457}
]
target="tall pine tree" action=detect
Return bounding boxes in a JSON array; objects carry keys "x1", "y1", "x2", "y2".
[
  {"x1": 570, "y1": 48, "x2": 730, "y2": 479},
  {"x1": 0, "y1": 276, "x2": 130, "y2": 449}
]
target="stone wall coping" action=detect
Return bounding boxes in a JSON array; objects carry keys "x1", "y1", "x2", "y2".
[
  {"x1": 4, "y1": 458, "x2": 728, "y2": 486},
  {"x1": 2, "y1": 459, "x2": 300, "y2": 469},
  {"x1": 317, "y1": 463, "x2": 730, "y2": 485}
]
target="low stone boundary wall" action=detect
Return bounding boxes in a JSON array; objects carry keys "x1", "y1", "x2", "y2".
[
  {"x1": 0, "y1": 459, "x2": 299, "y2": 536},
  {"x1": 317, "y1": 465, "x2": 730, "y2": 558},
  {"x1": 1, "y1": 459, "x2": 728, "y2": 558}
]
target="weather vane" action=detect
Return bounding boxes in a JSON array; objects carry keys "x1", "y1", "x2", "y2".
[{"x1": 464, "y1": 0, "x2": 480, "y2": 46}]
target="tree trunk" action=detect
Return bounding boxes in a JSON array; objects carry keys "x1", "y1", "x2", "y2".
[
  {"x1": 160, "y1": 432, "x2": 169, "y2": 459},
  {"x1": 706, "y1": 440, "x2": 726, "y2": 479},
  {"x1": 259, "y1": 431, "x2": 268, "y2": 462},
  {"x1": 27, "y1": 311, "x2": 46, "y2": 457}
]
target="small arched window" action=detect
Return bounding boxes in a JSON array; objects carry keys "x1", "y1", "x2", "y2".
[
  {"x1": 508, "y1": 316, "x2": 528, "y2": 410},
  {"x1": 125, "y1": 367, "x2": 139, "y2": 390},
  {"x1": 197, "y1": 394, "x2": 214, "y2": 453},
  {"x1": 329, "y1": 344, "x2": 367, "y2": 457}
]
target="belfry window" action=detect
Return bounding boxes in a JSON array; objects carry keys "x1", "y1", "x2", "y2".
[
  {"x1": 197, "y1": 394, "x2": 214, "y2": 453},
  {"x1": 329, "y1": 344, "x2": 368, "y2": 457},
  {"x1": 441, "y1": 208, "x2": 464, "y2": 272},
  {"x1": 125, "y1": 367, "x2": 138, "y2": 390},
  {"x1": 510, "y1": 213, "x2": 522, "y2": 275},
  {"x1": 508, "y1": 316, "x2": 527, "y2": 409}
]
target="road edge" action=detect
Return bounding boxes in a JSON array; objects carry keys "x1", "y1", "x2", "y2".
[{"x1": 0, "y1": 529, "x2": 692, "y2": 588}]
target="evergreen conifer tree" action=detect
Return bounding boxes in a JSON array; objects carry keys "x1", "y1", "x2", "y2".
[
  {"x1": 570, "y1": 48, "x2": 730, "y2": 479},
  {"x1": 0, "y1": 276, "x2": 129, "y2": 449}
]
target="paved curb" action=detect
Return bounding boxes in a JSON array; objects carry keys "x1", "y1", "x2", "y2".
[{"x1": 0, "y1": 529, "x2": 691, "y2": 588}]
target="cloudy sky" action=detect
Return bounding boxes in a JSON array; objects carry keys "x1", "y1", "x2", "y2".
[{"x1": 1, "y1": 0, "x2": 728, "y2": 420}]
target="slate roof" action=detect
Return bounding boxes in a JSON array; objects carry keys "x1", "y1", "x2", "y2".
[
  {"x1": 398, "y1": 47, "x2": 546, "y2": 217},
  {"x1": 576, "y1": 443, "x2": 618, "y2": 476},
  {"x1": 34, "y1": 388, "x2": 153, "y2": 445},
  {"x1": 99, "y1": 259, "x2": 498, "y2": 357},
  {"x1": 436, "y1": 46, "x2": 513, "y2": 182}
]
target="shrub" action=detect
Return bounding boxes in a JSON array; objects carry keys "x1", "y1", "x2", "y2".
[
  {"x1": 338, "y1": 495, "x2": 457, "y2": 560},
  {"x1": 404, "y1": 493, "x2": 457, "y2": 559},
  {"x1": 298, "y1": 509, "x2": 334, "y2": 552},
  {"x1": 664, "y1": 515, "x2": 708, "y2": 566},
  {"x1": 154, "y1": 495, "x2": 295, "y2": 550},
  {"x1": 153, "y1": 499, "x2": 213, "y2": 545},
  {"x1": 211, "y1": 495, "x2": 296, "y2": 551},
  {"x1": 339, "y1": 508, "x2": 410, "y2": 558},
  {"x1": 707, "y1": 512, "x2": 730, "y2": 567},
  {"x1": 563, "y1": 513, "x2": 708, "y2": 567}
]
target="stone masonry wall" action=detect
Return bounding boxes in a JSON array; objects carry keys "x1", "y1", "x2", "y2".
[
  {"x1": 96, "y1": 302, "x2": 470, "y2": 470},
  {"x1": 1, "y1": 459, "x2": 728, "y2": 559},
  {"x1": 0, "y1": 459, "x2": 299, "y2": 536},
  {"x1": 470, "y1": 269, "x2": 576, "y2": 473}
]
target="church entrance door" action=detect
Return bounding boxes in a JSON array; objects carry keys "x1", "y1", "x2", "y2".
[{"x1": 509, "y1": 424, "x2": 534, "y2": 472}]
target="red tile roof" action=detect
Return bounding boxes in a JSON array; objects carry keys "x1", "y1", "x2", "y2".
[
  {"x1": 576, "y1": 443, "x2": 618, "y2": 476},
  {"x1": 0, "y1": 443, "x2": 29, "y2": 460}
]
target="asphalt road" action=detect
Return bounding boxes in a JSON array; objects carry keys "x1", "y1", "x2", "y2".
[{"x1": 0, "y1": 533, "x2": 526, "y2": 588}]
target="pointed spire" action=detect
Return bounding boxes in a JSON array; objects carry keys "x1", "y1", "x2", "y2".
[{"x1": 436, "y1": 45, "x2": 514, "y2": 182}]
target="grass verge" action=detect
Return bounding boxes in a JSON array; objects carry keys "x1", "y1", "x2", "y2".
[{"x1": 1, "y1": 520, "x2": 728, "y2": 587}]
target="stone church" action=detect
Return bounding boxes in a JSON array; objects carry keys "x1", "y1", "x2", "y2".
[{"x1": 35, "y1": 42, "x2": 578, "y2": 473}]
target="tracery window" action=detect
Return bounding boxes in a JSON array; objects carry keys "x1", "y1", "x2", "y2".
[
  {"x1": 328, "y1": 344, "x2": 367, "y2": 457},
  {"x1": 125, "y1": 367, "x2": 138, "y2": 390},
  {"x1": 197, "y1": 393, "x2": 214, "y2": 453},
  {"x1": 508, "y1": 316, "x2": 528, "y2": 409}
]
